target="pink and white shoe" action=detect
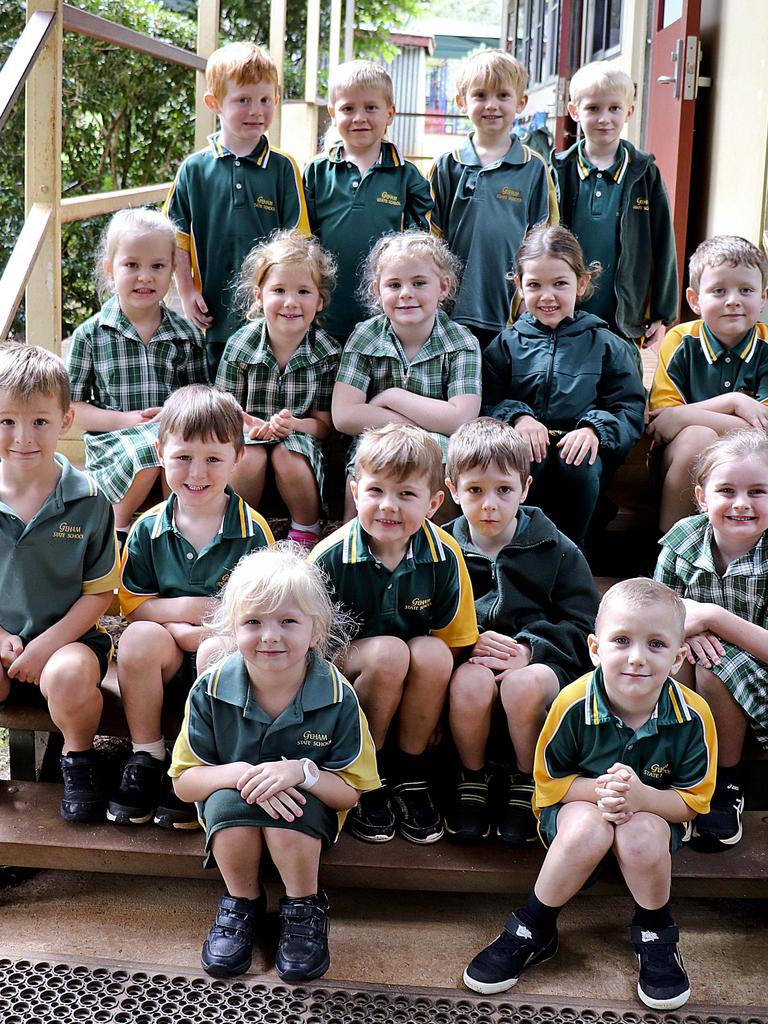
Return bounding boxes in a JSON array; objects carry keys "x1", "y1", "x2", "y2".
[{"x1": 287, "y1": 528, "x2": 319, "y2": 552}]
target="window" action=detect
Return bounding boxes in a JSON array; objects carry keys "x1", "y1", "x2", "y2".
[
  {"x1": 510, "y1": 0, "x2": 561, "y2": 87},
  {"x1": 586, "y1": 0, "x2": 623, "y2": 60}
]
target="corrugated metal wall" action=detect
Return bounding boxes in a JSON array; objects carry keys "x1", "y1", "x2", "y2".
[{"x1": 385, "y1": 45, "x2": 426, "y2": 159}]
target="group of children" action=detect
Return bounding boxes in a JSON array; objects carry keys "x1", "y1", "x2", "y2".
[{"x1": 2, "y1": 32, "x2": 767, "y2": 1011}]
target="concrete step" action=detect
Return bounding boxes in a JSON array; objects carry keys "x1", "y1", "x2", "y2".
[{"x1": 1, "y1": 780, "x2": 766, "y2": 897}]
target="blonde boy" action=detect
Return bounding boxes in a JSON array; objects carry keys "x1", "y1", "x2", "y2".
[
  {"x1": 429, "y1": 49, "x2": 557, "y2": 348},
  {"x1": 648, "y1": 236, "x2": 768, "y2": 529},
  {"x1": 552, "y1": 61, "x2": 677, "y2": 351},
  {"x1": 165, "y1": 41, "x2": 309, "y2": 373},
  {"x1": 310, "y1": 424, "x2": 478, "y2": 844},
  {"x1": 303, "y1": 60, "x2": 433, "y2": 341}
]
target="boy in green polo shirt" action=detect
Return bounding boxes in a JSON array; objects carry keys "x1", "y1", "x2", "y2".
[
  {"x1": 648, "y1": 236, "x2": 768, "y2": 530},
  {"x1": 310, "y1": 424, "x2": 478, "y2": 844},
  {"x1": 0, "y1": 344, "x2": 119, "y2": 823},
  {"x1": 165, "y1": 41, "x2": 309, "y2": 374},
  {"x1": 552, "y1": 62, "x2": 678, "y2": 361},
  {"x1": 110, "y1": 385, "x2": 273, "y2": 828},
  {"x1": 303, "y1": 59, "x2": 433, "y2": 342},
  {"x1": 464, "y1": 579, "x2": 717, "y2": 1011}
]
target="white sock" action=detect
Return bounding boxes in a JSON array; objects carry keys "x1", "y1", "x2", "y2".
[
  {"x1": 133, "y1": 738, "x2": 166, "y2": 761},
  {"x1": 291, "y1": 520, "x2": 320, "y2": 535}
]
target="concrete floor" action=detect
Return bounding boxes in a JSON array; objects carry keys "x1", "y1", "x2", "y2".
[{"x1": 1, "y1": 869, "x2": 766, "y2": 1010}]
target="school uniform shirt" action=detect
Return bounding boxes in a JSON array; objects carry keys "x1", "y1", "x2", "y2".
[
  {"x1": 429, "y1": 134, "x2": 557, "y2": 333},
  {"x1": 654, "y1": 513, "x2": 768, "y2": 747},
  {"x1": 309, "y1": 516, "x2": 478, "y2": 647},
  {"x1": 303, "y1": 141, "x2": 433, "y2": 340},
  {"x1": 215, "y1": 319, "x2": 340, "y2": 491},
  {"x1": 0, "y1": 454, "x2": 119, "y2": 645},
  {"x1": 649, "y1": 319, "x2": 768, "y2": 411},
  {"x1": 164, "y1": 133, "x2": 309, "y2": 365},
  {"x1": 119, "y1": 486, "x2": 273, "y2": 616}
]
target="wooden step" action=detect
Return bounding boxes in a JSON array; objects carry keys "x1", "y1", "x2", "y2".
[{"x1": 1, "y1": 781, "x2": 766, "y2": 896}]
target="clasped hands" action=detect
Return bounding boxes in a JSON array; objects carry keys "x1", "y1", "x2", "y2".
[{"x1": 233, "y1": 759, "x2": 308, "y2": 822}]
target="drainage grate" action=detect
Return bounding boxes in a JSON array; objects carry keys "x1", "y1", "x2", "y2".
[{"x1": 0, "y1": 958, "x2": 765, "y2": 1024}]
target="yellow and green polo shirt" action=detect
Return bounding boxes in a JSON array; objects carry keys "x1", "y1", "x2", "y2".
[
  {"x1": 650, "y1": 319, "x2": 768, "y2": 411},
  {"x1": 119, "y1": 486, "x2": 273, "y2": 616},
  {"x1": 303, "y1": 140, "x2": 433, "y2": 340},
  {"x1": 533, "y1": 667, "x2": 717, "y2": 822},
  {"x1": 309, "y1": 517, "x2": 478, "y2": 647},
  {"x1": 164, "y1": 132, "x2": 309, "y2": 370},
  {"x1": 0, "y1": 454, "x2": 119, "y2": 643}
]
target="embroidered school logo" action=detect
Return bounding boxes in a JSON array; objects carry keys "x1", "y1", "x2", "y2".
[
  {"x1": 217, "y1": 572, "x2": 231, "y2": 590},
  {"x1": 497, "y1": 185, "x2": 522, "y2": 202},
  {"x1": 52, "y1": 521, "x2": 84, "y2": 540},
  {"x1": 643, "y1": 762, "x2": 670, "y2": 781},
  {"x1": 255, "y1": 195, "x2": 276, "y2": 212},
  {"x1": 632, "y1": 197, "x2": 650, "y2": 212},
  {"x1": 404, "y1": 596, "x2": 432, "y2": 612},
  {"x1": 376, "y1": 191, "x2": 401, "y2": 207},
  {"x1": 298, "y1": 730, "x2": 331, "y2": 748}
]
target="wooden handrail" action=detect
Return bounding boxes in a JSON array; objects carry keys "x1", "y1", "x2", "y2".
[
  {"x1": 62, "y1": 4, "x2": 206, "y2": 71},
  {"x1": 0, "y1": 10, "x2": 55, "y2": 133},
  {"x1": 0, "y1": 202, "x2": 52, "y2": 340},
  {"x1": 61, "y1": 183, "x2": 172, "y2": 223}
]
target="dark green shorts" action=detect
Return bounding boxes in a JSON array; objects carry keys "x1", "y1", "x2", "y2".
[{"x1": 6, "y1": 627, "x2": 112, "y2": 706}]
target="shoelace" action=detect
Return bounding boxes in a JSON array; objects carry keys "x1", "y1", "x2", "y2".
[{"x1": 63, "y1": 762, "x2": 98, "y2": 789}]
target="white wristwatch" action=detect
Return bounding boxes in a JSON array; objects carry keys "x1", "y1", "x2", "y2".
[{"x1": 298, "y1": 757, "x2": 320, "y2": 790}]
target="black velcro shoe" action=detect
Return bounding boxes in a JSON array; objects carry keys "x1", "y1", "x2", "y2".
[
  {"x1": 59, "y1": 750, "x2": 107, "y2": 823},
  {"x1": 107, "y1": 751, "x2": 169, "y2": 825},
  {"x1": 464, "y1": 911, "x2": 558, "y2": 994},
  {"x1": 201, "y1": 892, "x2": 265, "y2": 978},
  {"x1": 348, "y1": 785, "x2": 396, "y2": 843},
  {"x1": 275, "y1": 890, "x2": 331, "y2": 982},
  {"x1": 631, "y1": 923, "x2": 690, "y2": 1010},
  {"x1": 154, "y1": 789, "x2": 201, "y2": 830},
  {"x1": 391, "y1": 779, "x2": 444, "y2": 844}
]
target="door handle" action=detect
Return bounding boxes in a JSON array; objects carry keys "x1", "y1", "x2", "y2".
[{"x1": 657, "y1": 75, "x2": 676, "y2": 84}]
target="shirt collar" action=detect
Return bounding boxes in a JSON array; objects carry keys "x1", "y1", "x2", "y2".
[
  {"x1": 235, "y1": 320, "x2": 340, "y2": 366},
  {"x1": 207, "y1": 131, "x2": 270, "y2": 166},
  {"x1": 354, "y1": 312, "x2": 472, "y2": 358},
  {"x1": 152, "y1": 486, "x2": 245, "y2": 540},
  {"x1": 576, "y1": 139, "x2": 630, "y2": 183},
  {"x1": 341, "y1": 517, "x2": 449, "y2": 566},
  {"x1": 454, "y1": 132, "x2": 526, "y2": 168},
  {"x1": 699, "y1": 323, "x2": 759, "y2": 365},
  {"x1": 584, "y1": 667, "x2": 693, "y2": 730},
  {"x1": 97, "y1": 294, "x2": 174, "y2": 342},
  {"x1": 206, "y1": 651, "x2": 345, "y2": 714},
  {"x1": 327, "y1": 139, "x2": 403, "y2": 167}
]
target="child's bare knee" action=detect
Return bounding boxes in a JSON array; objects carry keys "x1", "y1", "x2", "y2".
[
  {"x1": 408, "y1": 635, "x2": 454, "y2": 675},
  {"x1": 556, "y1": 804, "x2": 613, "y2": 854},
  {"x1": 450, "y1": 663, "x2": 496, "y2": 707},
  {"x1": 499, "y1": 666, "x2": 555, "y2": 717},
  {"x1": 613, "y1": 813, "x2": 670, "y2": 866},
  {"x1": 118, "y1": 620, "x2": 172, "y2": 668},
  {"x1": 355, "y1": 636, "x2": 410, "y2": 680}
]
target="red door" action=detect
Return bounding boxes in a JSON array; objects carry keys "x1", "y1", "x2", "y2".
[{"x1": 644, "y1": 0, "x2": 703, "y2": 281}]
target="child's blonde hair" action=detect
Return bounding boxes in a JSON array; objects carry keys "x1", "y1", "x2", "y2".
[
  {"x1": 328, "y1": 59, "x2": 394, "y2": 107},
  {"x1": 361, "y1": 230, "x2": 461, "y2": 314},
  {"x1": 446, "y1": 417, "x2": 530, "y2": 485},
  {"x1": 595, "y1": 578, "x2": 686, "y2": 642},
  {"x1": 569, "y1": 61, "x2": 635, "y2": 107},
  {"x1": 205, "y1": 42, "x2": 279, "y2": 103},
  {"x1": 0, "y1": 342, "x2": 71, "y2": 413},
  {"x1": 236, "y1": 230, "x2": 337, "y2": 321},
  {"x1": 157, "y1": 385, "x2": 245, "y2": 455},
  {"x1": 97, "y1": 207, "x2": 176, "y2": 298},
  {"x1": 206, "y1": 544, "x2": 347, "y2": 660},
  {"x1": 354, "y1": 423, "x2": 444, "y2": 494},
  {"x1": 515, "y1": 224, "x2": 601, "y2": 299},
  {"x1": 694, "y1": 429, "x2": 768, "y2": 492},
  {"x1": 688, "y1": 235, "x2": 768, "y2": 292},
  {"x1": 455, "y1": 48, "x2": 528, "y2": 101}
]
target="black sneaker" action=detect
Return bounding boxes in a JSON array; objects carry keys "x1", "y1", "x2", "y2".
[
  {"x1": 463, "y1": 912, "x2": 558, "y2": 994},
  {"x1": 693, "y1": 776, "x2": 745, "y2": 849},
  {"x1": 391, "y1": 779, "x2": 444, "y2": 844},
  {"x1": 154, "y1": 789, "x2": 201, "y2": 830},
  {"x1": 444, "y1": 769, "x2": 491, "y2": 843},
  {"x1": 348, "y1": 786, "x2": 396, "y2": 843},
  {"x1": 201, "y1": 892, "x2": 265, "y2": 978},
  {"x1": 497, "y1": 772, "x2": 537, "y2": 845},
  {"x1": 107, "y1": 751, "x2": 168, "y2": 825},
  {"x1": 59, "y1": 750, "x2": 107, "y2": 823},
  {"x1": 275, "y1": 890, "x2": 330, "y2": 982},
  {"x1": 631, "y1": 924, "x2": 690, "y2": 1010}
]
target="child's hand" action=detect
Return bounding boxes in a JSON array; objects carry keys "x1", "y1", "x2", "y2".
[
  {"x1": 645, "y1": 408, "x2": 681, "y2": 443},
  {"x1": 729, "y1": 393, "x2": 768, "y2": 429},
  {"x1": 164, "y1": 622, "x2": 203, "y2": 652},
  {"x1": 471, "y1": 630, "x2": 519, "y2": 659},
  {"x1": 268, "y1": 409, "x2": 294, "y2": 439},
  {"x1": 0, "y1": 634, "x2": 24, "y2": 670},
  {"x1": 5, "y1": 635, "x2": 53, "y2": 685},
  {"x1": 243, "y1": 412, "x2": 274, "y2": 441},
  {"x1": 557, "y1": 427, "x2": 599, "y2": 466},
  {"x1": 181, "y1": 290, "x2": 213, "y2": 329},
  {"x1": 685, "y1": 631, "x2": 725, "y2": 668},
  {"x1": 602, "y1": 763, "x2": 647, "y2": 813},
  {"x1": 237, "y1": 759, "x2": 307, "y2": 806},
  {"x1": 514, "y1": 416, "x2": 549, "y2": 463},
  {"x1": 139, "y1": 406, "x2": 163, "y2": 422},
  {"x1": 644, "y1": 320, "x2": 665, "y2": 349}
]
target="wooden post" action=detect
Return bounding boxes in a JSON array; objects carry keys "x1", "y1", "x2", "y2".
[
  {"x1": 343, "y1": 0, "x2": 355, "y2": 61},
  {"x1": 24, "y1": 0, "x2": 61, "y2": 353},
  {"x1": 194, "y1": 0, "x2": 220, "y2": 152},
  {"x1": 329, "y1": 0, "x2": 342, "y2": 85},
  {"x1": 269, "y1": 0, "x2": 286, "y2": 147},
  {"x1": 305, "y1": 0, "x2": 320, "y2": 104}
]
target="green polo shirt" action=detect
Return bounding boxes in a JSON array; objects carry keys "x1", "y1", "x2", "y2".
[
  {"x1": 309, "y1": 517, "x2": 478, "y2": 647},
  {"x1": 649, "y1": 319, "x2": 768, "y2": 411},
  {"x1": 570, "y1": 141, "x2": 629, "y2": 329},
  {"x1": 0, "y1": 455, "x2": 119, "y2": 643},
  {"x1": 119, "y1": 486, "x2": 273, "y2": 616},
  {"x1": 534, "y1": 668, "x2": 717, "y2": 828},
  {"x1": 429, "y1": 134, "x2": 557, "y2": 332},
  {"x1": 303, "y1": 141, "x2": 433, "y2": 340},
  {"x1": 164, "y1": 132, "x2": 310, "y2": 371}
]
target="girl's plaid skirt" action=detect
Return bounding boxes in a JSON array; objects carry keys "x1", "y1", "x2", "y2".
[
  {"x1": 84, "y1": 422, "x2": 161, "y2": 503},
  {"x1": 711, "y1": 642, "x2": 768, "y2": 749},
  {"x1": 246, "y1": 431, "x2": 326, "y2": 493}
]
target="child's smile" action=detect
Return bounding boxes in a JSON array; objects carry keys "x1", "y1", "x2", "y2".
[{"x1": 517, "y1": 256, "x2": 589, "y2": 329}]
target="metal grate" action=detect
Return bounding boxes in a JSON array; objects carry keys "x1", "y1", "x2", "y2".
[{"x1": 0, "y1": 958, "x2": 765, "y2": 1024}]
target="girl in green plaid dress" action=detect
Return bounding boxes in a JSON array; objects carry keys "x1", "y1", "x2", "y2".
[
  {"x1": 215, "y1": 232, "x2": 340, "y2": 549},
  {"x1": 66, "y1": 209, "x2": 209, "y2": 539},
  {"x1": 654, "y1": 429, "x2": 768, "y2": 849}
]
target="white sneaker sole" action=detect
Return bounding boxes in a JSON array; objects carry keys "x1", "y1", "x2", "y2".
[{"x1": 637, "y1": 982, "x2": 691, "y2": 1010}]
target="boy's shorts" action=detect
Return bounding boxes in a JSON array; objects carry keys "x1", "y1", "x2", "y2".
[
  {"x1": 538, "y1": 802, "x2": 690, "y2": 856},
  {"x1": 4, "y1": 628, "x2": 112, "y2": 706}
]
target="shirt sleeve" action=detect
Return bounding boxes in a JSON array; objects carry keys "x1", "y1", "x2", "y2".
[
  {"x1": 277, "y1": 152, "x2": 310, "y2": 235},
  {"x1": 481, "y1": 330, "x2": 536, "y2": 423},
  {"x1": 118, "y1": 517, "x2": 161, "y2": 615},
  {"x1": 179, "y1": 328, "x2": 211, "y2": 386},
  {"x1": 652, "y1": 542, "x2": 686, "y2": 593},
  {"x1": 648, "y1": 325, "x2": 689, "y2": 411},
  {"x1": 215, "y1": 331, "x2": 250, "y2": 408},
  {"x1": 335, "y1": 334, "x2": 372, "y2": 393},
  {"x1": 669, "y1": 689, "x2": 718, "y2": 814},
  {"x1": 427, "y1": 154, "x2": 450, "y2": 237},
  {"x1": 81, "y1": 492, "x2": 120, "y2": 596},
  {"x1": 65, "y1": 321, "x2": 97, "y2": 405},
  {"x1": 303, "y1": 161, "x2": 318, "y2": 232},
  {"x1": 323, "y1": 675, "x2": 381, "y2": 792},
  {"x1": 527, "y1": 147, "x2": 559, "y2": 226},
  {"x1": 445, "y1": 333, "x2": 482, "y2": 398},
  {"x1": 578, "y1": 333, "x2": 646, "y2": 457},
  {"x1": 430, "y1": 531, "x2": 479, "y2": 649},
  {"x1": 312, "y1": 352, "x2": 340, "y2": 413},
  {"x1": 533, "y1": 685, "x2": 584, "y2": 811},
  {"x1": 647, "y1": 165, "x2": 679, "y2": 326},
  {"x1": 169, "y1": 675, "x2": 217, "y2": 776},
  {"x1": 163, "y1": 159, "x2": 192, "y2": 249},
  {"x1": 403, "y1": 162, "x2": 434, "y2": 231}
]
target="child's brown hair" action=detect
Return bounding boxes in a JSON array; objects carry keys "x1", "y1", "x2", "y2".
[
  {"x1": 688, "y1": 235, "x2": 768, "y2": 292},
  {"x1": 361, "y1": 230, "x2": 461, "y2": 314},
  {"x1": 353, "y1": 423, "x2": 444, "y2": 494},
  {"x1": 515, "y1": 224, "x2": 601, "y2": 299},
  {"x1": 595, "y1": 577, "x2": 686, "y2": 642},
  {"x1": 0, "y1": 342, "x2": 71, "y2": 413},
  {"x1": 455, "y1": 48, "x2": 528, "y2": 101},
  {"x1": 157, "y1": 385, "x2": 245, "y2": 455},
  {"x1": 446, "y1": 417, "x2": 530, "y2": 485},
  {"x1": 236, "y1": 230, "x2": 337, "y2": 321},
  {"x1": 328, "y1": 59, "x2": 394, "y2": 107},
  {"x1": 693, "y1": 428, "x2": 768, "y2": 491}
]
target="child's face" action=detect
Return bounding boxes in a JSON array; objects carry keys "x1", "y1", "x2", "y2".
[
  {"x1": 329, "y1": 86, "x2": 395, "y2": 156},
  {"x1": 686, "y1": 263, "x2": 768, "y2": 347},
  {"x1": 206, "y1": 78, "x2": 277, "y2": 150},
  {"x1": 457, "y1": 76, "x2": 526, "y2": 140},
  {"x1": 0, "y1": 392, "x2": 74, "y2": 470},
  {"x1": 104, "y1": 230, "x2": 174, "y2": 319},
  {"x1": 516, "y1": 256, "x2": 590, "y2": 329},
  {"x1": 446, "y1": 460, "x2": 531, "y2": 544},
  {"x1": 158, "y1": 433, "x2": 242, "y2": 511},
  {"x1": 373, "y1": 256, "x2": 451, "y2": 337},
  {"x1": 235, "y1": 600, "x2": 316, "y2": 684},
  {"x1": 695, "y1": 455, "x2": 768, "y2": 555},
  {"x1": 257, "y1": 263, "x2": 323, "y2": 344},
  {"x1": 589, "y1": 598, "x2": 687, "y2": 712},
  {"x1": 351, "y1": 469, "x2": 443, "y2": 550},
  {"x1": 568, "y1": 90, "x2": 634, "y2": 151}
]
